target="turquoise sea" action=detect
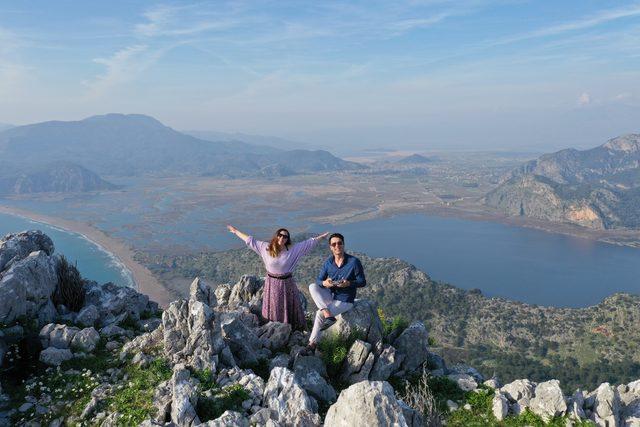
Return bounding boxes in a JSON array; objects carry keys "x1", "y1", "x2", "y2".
[{"x1": 0, "y1": 212, "x2": 135, "y2": 288}]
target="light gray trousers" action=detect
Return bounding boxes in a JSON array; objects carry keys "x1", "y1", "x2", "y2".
[{"x1": 308, "y1": 282, "x2": 353, "y2": 344}]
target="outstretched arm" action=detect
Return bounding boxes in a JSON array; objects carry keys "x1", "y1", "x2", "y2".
[
  {"x1": 227, "y1": 225, "x2": 249, "y2": 241},
  {"x1": 292, "y1": 231, "x2": 330, "y2": 257}
]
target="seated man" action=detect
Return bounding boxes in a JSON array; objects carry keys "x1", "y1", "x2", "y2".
[{"x1": 307, "y1": 233, "x2": 367, "y2": 351}]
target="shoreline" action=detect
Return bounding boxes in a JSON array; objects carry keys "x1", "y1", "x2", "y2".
[{"x1": 0, "y1": 205, "x2": 173, "y2": 307}]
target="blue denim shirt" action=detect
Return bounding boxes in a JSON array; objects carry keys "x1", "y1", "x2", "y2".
[{"x1": 315, "y1": 253, "x2": 366, "y2": 303}]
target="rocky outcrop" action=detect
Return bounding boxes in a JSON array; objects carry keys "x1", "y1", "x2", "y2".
[
  {"x1": 263, "y1": 367, "x2": 321, "y2": 426},
  {"x1": 324, "y1": 299, "x2": 384, "y2": 345}
]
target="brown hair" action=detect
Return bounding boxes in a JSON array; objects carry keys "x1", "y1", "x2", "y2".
[{"x1": 267, "y1": 228, "x2": 291, "y2": 257}]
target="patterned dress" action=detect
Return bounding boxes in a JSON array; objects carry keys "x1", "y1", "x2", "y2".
[{"x1": 244, "y1": 235, "x2": 318, "y2": 330}]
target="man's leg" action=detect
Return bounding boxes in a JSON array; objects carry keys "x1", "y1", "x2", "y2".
[
  {"x1": 309, "y1": 282, "x2": 333, "y2": 310},
  {"x1": 309, "y1": 299, "x2": 354, "y2": 345}
]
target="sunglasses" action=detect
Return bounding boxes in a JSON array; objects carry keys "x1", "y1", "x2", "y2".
[
  {"x1": 278, "y1": 233, "x2": 290, "y2": 239},
  {"x1": 330, "y1": 241, "x2": 344, "y2": 247}
]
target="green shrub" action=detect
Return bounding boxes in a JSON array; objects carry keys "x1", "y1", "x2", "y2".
[
  {"x1": 197, "y1": 384, "x2": 250, "y2": 422},
  {"x1": 53, "y1": 255, "x2": 85, "y2": 312},
  {"x1": 191, "y1": 368, "x2": 216, "y2": 391},
  {"x1": 318, "y1": 330, "x2": 366, "y2": 380}
]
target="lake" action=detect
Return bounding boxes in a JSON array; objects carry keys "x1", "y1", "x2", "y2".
[
  {"x1": 318, "y1": 214, "x2": 640, "y2": 308},
  {"x1": 0, "y1": 212, "x2": 135, "y2": 288}
]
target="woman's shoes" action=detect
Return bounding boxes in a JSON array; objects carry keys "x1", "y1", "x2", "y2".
[{"x1": 319, "y1": 316, "x2": 337, "y2": 331}]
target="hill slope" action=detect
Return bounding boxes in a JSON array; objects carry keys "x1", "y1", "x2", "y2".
[
  {"x1": 0, "y1": 114, "x2": 362, "y2": 177},
  {"x1": 485, "y1": 134, "x2": 640, "y2": 229}
]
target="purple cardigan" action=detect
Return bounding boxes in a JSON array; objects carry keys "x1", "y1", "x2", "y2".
[{"x1": 244, "y1": 235, "x2": 318, "y2": 275}]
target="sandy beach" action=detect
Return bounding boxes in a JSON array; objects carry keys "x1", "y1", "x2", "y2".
[{"x1": 0, "y1": 205, "x2": 173, "y2": 307}]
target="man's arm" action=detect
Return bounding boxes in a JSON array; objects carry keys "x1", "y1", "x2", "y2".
[
  {"x1": 316, "y1": 260, "x2": 330, "y2": 287},
  {"x1": 352, "y1": 258, "x2": 366, "y2": 288}
]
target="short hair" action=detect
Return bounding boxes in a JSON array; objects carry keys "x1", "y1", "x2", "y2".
[{"x1": 329, "y1": 233, "x2": 344, "y2": 243}]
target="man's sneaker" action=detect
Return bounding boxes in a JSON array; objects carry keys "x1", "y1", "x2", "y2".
[{"x1": 319, "y1": 316, "x2": 337, "y2": 331}]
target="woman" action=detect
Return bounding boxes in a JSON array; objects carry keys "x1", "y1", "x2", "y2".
[{"x1": 227, "y1": 225, "x2": 329, "y2": 330}]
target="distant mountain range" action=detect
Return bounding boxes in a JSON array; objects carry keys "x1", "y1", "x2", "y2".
[
  {"x1": 184, "y1": 130, "x2": 307, "y2": 151},
  {"x1": 396, "y1": 154, "x2": 433, "y2": 164},
  {"x1": 0, "y1": 162, "x2": 117, "y2": 195},
  {"x1": 0, "y1": 114, "x2": 362, "y2": 178},
  {"x1": 485, "y1": 134, "x2": 640, "y2": 229}
]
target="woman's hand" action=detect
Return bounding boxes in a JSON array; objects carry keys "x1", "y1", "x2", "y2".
[
  {"x1": 315, "y1": 232, "x2": 330, "y2": 240},
  {"x1": 227, "y1": 225, "x2": 249, "y2": 241},
  {"x1": 227, "y1": 224, "x2": 238, "y2": 234}
]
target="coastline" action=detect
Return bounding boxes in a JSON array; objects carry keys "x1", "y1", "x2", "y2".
[{"x1": 0, "y1": 205, "x2": 173, "y2": 307}]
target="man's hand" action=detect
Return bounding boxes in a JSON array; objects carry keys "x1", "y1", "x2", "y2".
[
  {"x1": 336, "y1": 279, "x2": 350, "y2": 288},
  {"x1": 322, "y1": 278, "x2": 334, "y2": 288}
]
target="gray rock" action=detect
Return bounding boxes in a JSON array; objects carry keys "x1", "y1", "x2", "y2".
[
  {"x1": 529, "y1": 380, "x2": 567, "y2": 422},
  {"x1": 39, "y1": 347, "x2": 73, "y2": 366},
  {"x1": 171, "y1": 364, "x2": 200, "y2": 426},
  {"x1": 340, "y1": 339, "x2": 371, "y2": 383},
  {"x1": 0, "y1": 339, "x2": 5, "y2": 368},
  {"x1": 493, "y1": 392, "x2": 509, "y2": 421},
  {"x1": 263, "y1": 367, "x2": 321, "y2": 426},
  {"x1": 591, "y1": 382, "x2": 621, "y2": 427},
  {"x1": 237, "y1": 371, "x2": 266, "y2": 401},
  {"x1": 221, "y1": 316, "x2": 263, "y2": 366},
  {"x1": 270, "y1": 353, "x2": 291, "y2": 371},
  {"x1": 249, "y1": 408, "x2": 274, "y2": 425},
  {"x1": 447, "y1": 373, "x2": 478, "y2": 392},
  {"x1": 70, "y1": 327, "x2": 100, "y2": 353},
  {"x1": 501, "y1": 379, "x2": 536, "y2": 410},
  {"x1": 201, "y1": 410, "x2": 249, "y2": 426},
  {"x1": 40, "y1": 324, "x2": 80, "y2": 349},
  {"x1": 398, "y1": 399, "x2": 424, "y2": 427},
  {"x1": 99, "y1": 324, "x2": 127, "y2": 338},
  {"x1": 84, "y1": 281, "x2": 149, "y2": 323},
  {"x1": 325, "y1": 381, "x2": 409, "y2": 426},
  {"x1": 18, "y1": 402, "x2": 33, "y2": 413},
  {"x1": 324, "y1": 299, "x2": 384, "y2": 346},
  {"x1": 138, "y1": 317, "x2": 162, "y2": 333},
  {"x1": 162, "y1": 299, "x2": 227, "y2": 372},
  {"x1": 567, "y1": 390, "x2": 586, "y2": 420},
  {"x1": 228, "y1": 275, "x2": 264, "y2": 313},
  {"x1": 189, "y1": 277, "x2": 217, "y2": 307},
  {"x1": 257, "y1": 322, "x2": 291, "y2": 351},
  {"x1": 293, "y1": 356, "x2": 327, "y2": 378},
  {"x1": 448, "y1": 363, "x2": 485, "y2": 383},
  {"x1": 393, "y1": 322, "x2": 430, "y2": 373},
  {"x1": 0, "y1": 230, "x2": 54, "y2": 272},
  {"x1": 76, "y1": 305, "x2": 99, "y2": 327},
  {"x1": 294, "y1": 362, "x2": 336, "y2": 403},
  {"x1": 484, "y1": 377, "x2": 501, "y2": 389},
  {"x1": 370, "y1": 345, "x2": 404, "y2": 381},
  {"x1": 214, "y1": 284, "x2": 231, "y2": 306},
  {"x1": 0, "y1": 250, "x2": 58, "y2": 325},
  {"x1": 120, "y1": 327, "x2": 164, "y2": 359}
]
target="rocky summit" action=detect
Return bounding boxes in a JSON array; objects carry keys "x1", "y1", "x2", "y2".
[{"x1": 2, "y1": 231, "x2": 640, "y2": 426}]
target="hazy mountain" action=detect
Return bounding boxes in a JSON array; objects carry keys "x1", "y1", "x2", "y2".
[
  {"x1": 0, "y1": 161, "x2": 117, "y2": 195},
  {"x1": 185, "y1": 130, "x2": 306, "y2": 151},
  {"x1": 0, "y1": 114, "x2": 362, "y2": 177},
  {"x1": 0, "y1": 123, "x2": 13, "y2": 132},
  {"x1": 485, "y1": 134, "x2": 640, "y2": 229},
  {"x1": 396, "y1": 154, "x2": 433, "y2": 164}
]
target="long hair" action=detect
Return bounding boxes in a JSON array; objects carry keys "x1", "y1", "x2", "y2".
[{"x1": 267, "y1": 228, "x2": 291, "y2": 257}]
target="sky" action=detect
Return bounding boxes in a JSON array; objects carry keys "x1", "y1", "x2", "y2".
[{"x1": 1, "y1": 0, "x2": 639, "y2": 151}]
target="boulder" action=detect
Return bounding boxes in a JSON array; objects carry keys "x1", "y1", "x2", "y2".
[
  {"x1": 393, "y1": 322, "x2": 430, "y2": 373},
  {"x1": 293, "y1": 356, "x2": 327, "y2": 378},
  {"x1": 340, "y1": 339, "x2": 372, "y2": 382},
  {"x1": 228, "y1": 275, "x2": 263, "y2": 312},
  {"x1": 221, "y1": 316, "x2": 264, "y2": 366},
  {"x1": 171, "y1": 365, "x2": 200, "y2": 427},
  {"x1": 70, "y1": 327, "x2": 100, "y2": 353},
  {"x1": 39, "y1": 323, "x2": 80, "y2": 349},
  {"x1": 162, "y1": 299, "x2": 228, "y2": 372},
  {"x1": 0, "y1": 250, "x2": 58, "y2": 325},
  {"x1": 214, "y1": 284, "x2": 231, "y2": 306},
  {"x1": 76, "y1": 305, "x2": 99, "y2": 327},
  {"x1": 529, "y1": 380, "x2": 567, "y2": 421},
  {"x1": 39, "y1": 347, "x2": 73, "y2": 366},
  {"x1": 501, "y1": 379, "x2": 536, "y2": 410},
  {"x1": 189, "y1": 277, "x2": 217, "y2": 307},
  {"x1": 84, "y1": 281, "x2": 149, "y2": 323},
  {"x1": 567, "y1": 390, "x2": 586, "y2": 420},
  {"x1": 270, "y1": 353, "x2": 291, "y2": 371},
  {"x1": 591, "y1": 382, "x2": 621, "y2": 427},
  {"x1": 257, "y1": 322, "x2": 292, "y2": 351},
  {"x1": 201, "y1": 410, "x2": 249, "y2": 427},
  {"x1": 447, "y1": 374, "x2": 478, "y2": 392},
  {"x1": 325, "y1": 381, "x2": 409, "y2": 426},
  {"x1": 324, "y1": 299, "x2": 384, "y2": 346},
  {"x1": 448, "y1": 363, "x2": 484, "y2": 383},
  {"x1": 263, "y1": 367, "x2": 321, "y2": 426},
  {"x1": 99, "y1": 324, "x2": 127, "y2": 338},
  {"x1": 493, "y1": 392, "x2": 509, "y2": 421},
  {"x1": 293, "y1": 358, "x2": 336, "y2": 403},
  {"x1": 370, "y1": 345, "x2": 404, "y2": 381},
  {"x1": 0, "y1": 230, "x2": 54, "y2": 272}
]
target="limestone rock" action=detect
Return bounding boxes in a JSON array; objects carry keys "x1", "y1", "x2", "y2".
[
  {"x1": 70, "y1": 327, "x2": 100, "y2": 353},
  {"x1": 529, "y1": 380, "x2": 567, "y2": 421},
  {"x1": 76, "y1": 305, "x2": 99, "y2": 327},
  {"x1": 214, "y1": 284, "x2": 231, "y2": 306},
  {"x1": 171, "y1": 365, "x2": 200, "y2": 427},
  {"x1": 84, "y1": 280, "x2": 150, "y2": 323},
  {"x1": 393, "y1": 322, "x2": 430, "y2": 373},
  {"x1": 39, "y1": 347, "x2": 73, "y2": 366},
  {"x1": 447, "y1": 374, "x2": 478, "y2": 392},
  {"x1": 294, "y1": 359, "x2": 336, "y2": 403},
  {"x1": 501, "y1": 379, "x2": 536, "y2": 411},
  {"x1": 228, "y1": 275, "x2": 263, "y2": 312},
  {"x1": 324, "y1": 299, "x2": 384, "y2": 346},
  {"x1": 567, "y1": 390, "x2": 586, "y2": 420},
  {"x1": 340, "y1": 339, "x2": 372, "y2": 383},
  {"x1": 0, "y1": 230, "x2": 54, "y2": 272},
  {"x1": 221, "y1": 316, "x2": 263, "y2": 366},
  {"x1": 448, "y1": 363, "x2": 484, "y2": 383},
  {"x1": 493, "y1": 392, "x2": 509, "y2": 421},
  {"x1": 39, "y1": 323, "x2": 79, "y2": 349},
  {"x1": 591, "y1": 382, "x2": 621, "y2": 427},
  {"x1": 200, "y1": 410, "x2": 249, "y2": 427},
  {"x1": 325, "y1": 381, "x2": 409, "y2": 426},
  {"x1": 257, "y1": 322, "x2": 291, "y2": 351},
  {"x1": 263, "y1": 367, "x2": 320, "y2": 426},
  {"x1": 370, "y1": 345, "x2": 404, "y2": 381},
  {"x1": 189, "y1": 277, "x2": 217, "y2": 307},
  {"x1": 293, "y1": 356, "x2": 327, "y2": 378}
]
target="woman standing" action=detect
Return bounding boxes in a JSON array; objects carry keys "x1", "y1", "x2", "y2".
[{"x1": 227, "y1": 225, "x2": 328, "y2": 330}]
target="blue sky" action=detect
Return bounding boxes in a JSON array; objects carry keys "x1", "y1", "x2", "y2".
[{"x1": 1, "y1": 1, "x2": 639, "y2": 151}]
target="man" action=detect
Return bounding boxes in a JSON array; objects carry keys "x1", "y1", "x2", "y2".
[{"x1": 307, "y1": 233, "x2": 366, "y2": 351}]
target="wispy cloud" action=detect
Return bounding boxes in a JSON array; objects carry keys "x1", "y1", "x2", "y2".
[{"x1": 85, "y1": 45, "x2": 152, "y2": 96}]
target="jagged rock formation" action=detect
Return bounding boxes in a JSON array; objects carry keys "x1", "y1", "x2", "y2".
[
  {"x1": 485, "y1": 134, "x2": 640, "y2": 229},
  {"x1": 3, "y1": 230, "x2": 640, "y2": 426}
]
